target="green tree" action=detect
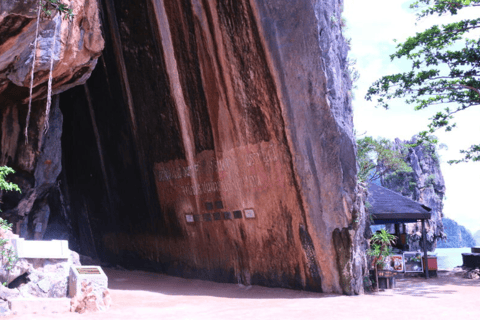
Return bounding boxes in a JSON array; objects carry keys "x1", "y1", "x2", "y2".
[
  {"x1": 366, "y1": 0, "x2": 480, "y2": 163},
  {"x1": 357, "y1": 136, "x2": 412, "y2": 182},
  {"x1": 0, "y1": 167, "x2": 20, "y2": 197}
]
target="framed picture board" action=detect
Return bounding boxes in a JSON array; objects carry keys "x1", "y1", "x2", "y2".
[{"x1": 403, "y1": 252, "x2": 424, "y2": 273}]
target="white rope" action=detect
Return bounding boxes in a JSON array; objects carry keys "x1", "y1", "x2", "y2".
[
  {"x1": 44, "y1": 15, "x2": 59, "y2": 133},
  {"x1": 25, "y1": 0, "x2": 42, "y2": 144}
]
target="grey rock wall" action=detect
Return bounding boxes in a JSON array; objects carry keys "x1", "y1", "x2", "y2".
[
  {"x1": 381, "y1": 138, "x2": 445, "y2": 251},
  {"x1": 475, "y1": 230, "x2": 480, "y2": 246},
  {"x1": 437, "y1": 218, "x2": 476, "y2": 248}
]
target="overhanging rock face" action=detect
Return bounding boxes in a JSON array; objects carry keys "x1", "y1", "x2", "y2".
[
  {"x1": 0, "y1": 1, "x2": 103, "y2": 242},
  {"x1": 1, "y1": 0, "x2": 364, "y2": 294},
  {"x1": 59, "y1": 0, "x2": 360, "y2": 294},
  {"x1": 0, "y1": 0, "x2": 104, "y2": 101}
]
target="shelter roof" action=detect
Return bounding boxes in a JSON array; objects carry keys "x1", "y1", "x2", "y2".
[{"x1": 367, "y1": 183, "x2": 431, "y2": 224}]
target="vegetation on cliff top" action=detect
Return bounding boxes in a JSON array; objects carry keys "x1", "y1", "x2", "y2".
[
  {"x1": 40, "y1": 0, "x2": 74, "y2": 20},
  {"x1": 357, "y1": 136, "x2": 412, "y2": 182},
  {"x1": 366, "y1": 0, "x2": 480, "y2": 163}
]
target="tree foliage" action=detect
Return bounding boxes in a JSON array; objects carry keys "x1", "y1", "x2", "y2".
[
  {"x1": 40, "y1": 0, "x2": 74, "y2": 21},
  {"x1": 357, "y1": 137, "x2": 412, "y2": 182},
  {"x1": 0, "y1": 167, "x2": 20, "y2": 195},
  {"x1": 365, "y1": 0, "x2": 480, "y2": 163}
]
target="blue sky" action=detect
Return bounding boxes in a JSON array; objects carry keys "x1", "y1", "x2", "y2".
[{"x1": 343, "y1": 0, "x2": 480, "y2": 232}]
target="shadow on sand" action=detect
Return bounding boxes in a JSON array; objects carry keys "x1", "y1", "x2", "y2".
[
  {"x1": 104, "y1": 268, "x2": 340, "y2": 300},
  {"x1": 373, "y1": 270, "x2": 479, "y2": 298},
  {"x1": 105, "y1": 268, "x2": 479, "y2": 300}
]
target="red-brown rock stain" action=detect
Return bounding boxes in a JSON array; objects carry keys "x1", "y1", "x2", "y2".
[{"x1": 163, "y1": 0, "x2": 215, "y2": 154}]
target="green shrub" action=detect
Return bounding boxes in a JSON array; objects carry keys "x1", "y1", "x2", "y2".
[{"x1": 0, "y1": 166, "x2": 20, "y2": 286}]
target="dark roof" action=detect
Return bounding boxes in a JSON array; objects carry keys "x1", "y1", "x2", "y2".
[{"x1": 367, "y1": 183, "x2": 431, "y2": 225}]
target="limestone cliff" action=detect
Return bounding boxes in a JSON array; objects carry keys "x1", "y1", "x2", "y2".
[
  {"x1": 0, "y1": 0, "x2": 103, "y2": 240},
  {"x1": 437, "y1": 218, "x2": 476, "y2": 248},
  {"x1": 380, "y1": 138, "x2": 445, "y2": 251},
  {"x1": 0, "y1": 0, "x2": 103, "y2": 101},
  {"x1": 0, "y1": 0, "x2": 365, "y2": 294},
  {"x1": 475, "y1": 230, "x2": 480, "y2": 246}
]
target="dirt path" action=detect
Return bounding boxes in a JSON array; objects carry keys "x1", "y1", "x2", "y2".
[{"x1": 4, "y1": 269, "x2": 480, "y2": 319}]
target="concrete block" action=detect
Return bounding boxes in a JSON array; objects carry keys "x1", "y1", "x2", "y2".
[
  {"x1": 10, "y1": 239, "x2": 69, "y2": 259},
  {"x1": 69, "y1": 266, "x2": 108, "y2": 298},
  {"x1": 9, "y1": 297, "x2": 70, "y2": 315}
]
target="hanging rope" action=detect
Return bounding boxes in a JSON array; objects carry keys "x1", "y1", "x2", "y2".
[
  {"x1": 25, "y1": 0, "x2": 42, "y2": 144},
  {"x1": 44, "y1": 16, "x2": 58, "y2": 133}
]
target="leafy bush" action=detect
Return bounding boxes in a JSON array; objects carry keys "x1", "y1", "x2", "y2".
[
  {"x1": 0, "y1": 166, "x2": 20, "y2": 286},
  {"x1": 0, "y1": 219, "x2": 17, "y2": 273}
]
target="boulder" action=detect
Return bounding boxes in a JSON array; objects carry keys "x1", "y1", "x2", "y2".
[
  {"x1": 0, "y1": 285, "x2": 20, "y2": 301},
  {"x1": 465, "y1": 268, "x2": 480, "y2": 280},
  {"x1": 70, "y1": 282, "x2": 111, "y2": 313},
  {"x1": 0, "y1": 299, "x2": 9, "y2": 316},
  {"x1": 4, "y1": 250, "x2": 80, "y2": 298}
]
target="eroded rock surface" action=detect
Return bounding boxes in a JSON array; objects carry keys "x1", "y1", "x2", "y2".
[
  {"x1": 437, "y1": 218, "x2": 476, "y2": 248},
  {"x1": 1, "y1": 0, "x2": 363, "y2": 294},
  {"x1": 0, "y1": 0, "x2": 104, "y2": 102},
  {"x1": 0, "y1": 0, "x2": 103, "y2": 243},
  {"x1": 9, "y1": 250, "x2": 80, "y2": 298}
]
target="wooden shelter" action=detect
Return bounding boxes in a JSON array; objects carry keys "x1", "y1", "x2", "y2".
[{"x1": 367, "y1": 183, "x2": 432, "y2": 278}]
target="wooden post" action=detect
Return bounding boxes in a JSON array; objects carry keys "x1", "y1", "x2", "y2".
[{"x1": 421, "y1": 219, "x2": 429, "y2": 279}]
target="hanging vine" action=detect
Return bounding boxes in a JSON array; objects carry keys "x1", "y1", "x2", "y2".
[
  {"x1": 25, "y1": 0, "x2": 42, "y2": 144},
  {"x1": 25, "y1": 0, "x2": 74, "y2": 143},
  {"x1": 44, "y1": 16, "x2": 59, "y2": 133}
]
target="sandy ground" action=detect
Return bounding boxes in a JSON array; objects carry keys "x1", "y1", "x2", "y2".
[{"x1": 4, "y1": 268, "x2": 480, "y2": 320}]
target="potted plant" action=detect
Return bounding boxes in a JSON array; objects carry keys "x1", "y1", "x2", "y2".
[{"x1": 367, "y1": 229, "x2": 396, "y2": 291}]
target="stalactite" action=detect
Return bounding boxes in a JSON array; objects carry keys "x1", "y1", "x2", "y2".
[{"x1": 25, "y1": 0, "x2": 42, "y2": 144}]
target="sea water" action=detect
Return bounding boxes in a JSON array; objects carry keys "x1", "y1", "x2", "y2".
[{"x1": 434, "y1": 247, "x2": 472, "y2": 270}]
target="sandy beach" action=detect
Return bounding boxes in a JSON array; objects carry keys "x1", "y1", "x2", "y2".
[{"x1": 3, "y1": 268, "x2": 479, "y2": 320}]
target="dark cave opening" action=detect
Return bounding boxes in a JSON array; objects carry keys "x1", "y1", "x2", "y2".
[{"x1": 7, "y1": 272, "x2": 30, "y2": 289}]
